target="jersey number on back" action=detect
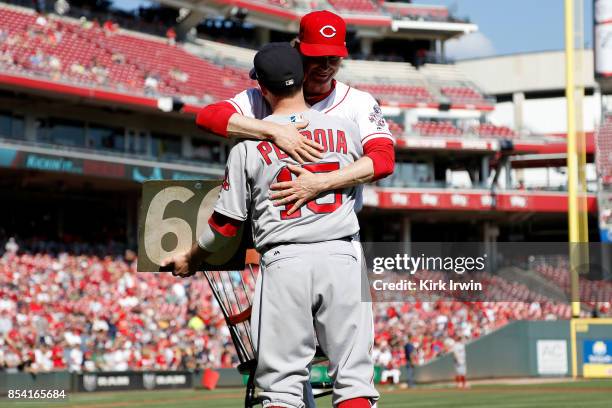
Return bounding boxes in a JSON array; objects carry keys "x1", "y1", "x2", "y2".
[{"x1": 276, "y1": 162, "x2": 343, "y2": 220}]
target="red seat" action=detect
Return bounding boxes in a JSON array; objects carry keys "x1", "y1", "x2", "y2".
[
  {"x1": 0, "y1": 6, "x2": 255, "y2": 103},
  {"x1": 412, "y1": 120, "x2": 462, "y2": 137},
  {"x1": 327, "y1": 0, "x2": 381, "y2": 13},
  {"x1": 474, "y1": 124, "x2": 516, "y2": 139}
]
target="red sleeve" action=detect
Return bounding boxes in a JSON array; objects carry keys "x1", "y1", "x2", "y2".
[
  {"x1": 208, "y1": 211, "x2": 242, "y2": 237},
  {"x1": 363, "y1": 138, "x2": 395, "y2": 180},
  {"x1": 195, "y1": 101, "x2": 238, "y2": 137}
]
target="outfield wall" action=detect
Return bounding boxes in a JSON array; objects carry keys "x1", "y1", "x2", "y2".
[
  {"x1": 2, "y1": 320, "x2": 611, "y2": 394},
  {"x1": 570, "y1": 318, "x2": 612, "y2": 378},
  {"x1": 0, "y1": 371, "x2": 72, "y2": 394},
  {"x1": 413, "y1": 320, "x2": 586, "y2": 383}
]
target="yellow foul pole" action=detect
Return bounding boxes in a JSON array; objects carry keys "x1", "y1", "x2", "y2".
[
  {"x1": 564, "y1": 0, "x2": 581, "y2": 319},
  {"x1": 575, "y1": 0, "x2": 589, "y2": 247}
]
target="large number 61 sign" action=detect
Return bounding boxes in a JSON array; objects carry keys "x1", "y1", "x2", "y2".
[{"x1": 137, "y1": 180, "x2": 248, "y2": 272}]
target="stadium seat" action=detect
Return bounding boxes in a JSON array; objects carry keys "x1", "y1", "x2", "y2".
[
  {"x1": 382, "y1": 3, "x2": 450, "y2": 22},
  {"x1": 355, "y1": 83, "x2": 435, "y2": 105},
  {"x1": 412, "y1": 120, "x2": 462, "y2": 137},
  {"x1": 441, "y1": 86, "x2": 487, "y2": 106},
  {"x1": 473, "y1": 123, "x2": 517, "y2": 139},
  {"x1": 386, "y1": 118, "x2": 405, "y2": 136},
  {"x1": 327, "y1": 0, "x2": 381, "y2": 14}
]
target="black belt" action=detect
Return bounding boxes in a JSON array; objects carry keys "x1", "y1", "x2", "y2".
[{"x1": 260, "y1": 236, "x2": 353, "y2": 255}]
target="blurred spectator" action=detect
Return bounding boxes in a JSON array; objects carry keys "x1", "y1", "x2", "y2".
[
  {"x1": 79, "y1": 17, "x2": 94, "y2": 30},
  {"x1": 188, "y1": 314, "x2": 205, "y2": 331},
  {"x1": 0, "y1": 310, "x2": 12, "y2": 335},
  {"x1": 222, "y1": 76, "x2": 235, "y2": 87},
  {"x1": 49, "y1": 55, "x2": 62, "y2": 80},
  {"x1": 415, "y1": 48, "x2": 427, "y2": 67},
  {"x1": 166, "y1": 27, "x2": 176, "y2": 46},
  {"x1": 377, "y1": 343, "x2": 401, "y2": 386},
  {"x1": 169, "y1": 67, "x2": 188, "y2": 83},
  {"x1": 48, "y1": 55, "x2": 61, "y2": 70},
  {"x1": 403, "y1": 336, "x2": 416, "y2": 388},
  {"x1": 144, "y1": 73, "x2": 159, "y2": 95},
  {"x1": 111, "y1": 52, "x2": 126, "y2": 65},
  {"x1": 54, "y1": 0, "x2": 70, "y2": 15},
  {"x1": 33, "y1": 344, "x2": 53, "y2": 372},
  {"x1": 35, "y1": 13, "x2": 48, "y2": 27},
  {"x1": 70, "y1": 62, "x2": 87, "y2": 76},
  {"x1": 68, "y1": 345, "x2": 83, "y2": 372},
  {"x1": 4, "y1": 237, "x2": 18, "y2": 255},
  {"x1": 103, "y1": 20, "x2": 119, "y2": 35},
  {"x1": 29, "y1": 50, "x2": 46, "y2": 69},
  {"x1": 90, "y1": 58, "x2": 109, "y2": 84},
  {"x1": 0, "y1": 50, "x2": 15, "y2": 67},
  {"x1": 47, "y1": 24, "x2": 62, "y2": 46}
]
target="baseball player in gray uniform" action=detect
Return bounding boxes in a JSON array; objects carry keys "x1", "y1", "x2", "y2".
[{"x1": 164, "y1": 43, "x2": 378, "y2": 408}]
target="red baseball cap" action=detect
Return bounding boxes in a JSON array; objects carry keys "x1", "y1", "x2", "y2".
[{"x1": 298, "y1": 10, "x2": 348, "y2": 58}]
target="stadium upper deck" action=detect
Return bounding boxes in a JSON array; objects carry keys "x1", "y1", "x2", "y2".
[
  {"x1": 158, "y1": 0, "x2": 468, "y2": 25},
  {"x1": 0, "y1": 4, "x2": 491, "y2": 111},
  {"x1": 0, "y1": 5, "x2": 251, "y2": 103},
  {"x1": 0, "y1": 2, "x2": 599, "y2": 213}
]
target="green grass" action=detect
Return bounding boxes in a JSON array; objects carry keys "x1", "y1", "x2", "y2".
[{"x1": 2, "y1": 380, "x2": 611, "y2": 408}]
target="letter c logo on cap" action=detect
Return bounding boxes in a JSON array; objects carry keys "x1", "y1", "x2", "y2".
[{"x1": 319, "y1": 25, "x2": 336, "y2": 38}]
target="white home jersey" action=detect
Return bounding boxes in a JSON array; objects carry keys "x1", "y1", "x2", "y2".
[
  {"x1": 227, "y1": 80, "x2": 394, "y2": 146},
  {"x1": 226, "y1": 81, "x2": 394, "y2": 211},
  {"x1": 453, "y1": 342, "x2": 466, "y2": 366},
  {"x1": 214, "y1": 109, "x2": 361, "y2": 251}
]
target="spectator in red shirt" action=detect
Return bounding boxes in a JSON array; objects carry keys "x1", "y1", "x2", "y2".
[
  {"x1": 103, "y1": 20, "x2": 118, "y2": 35},
  {"x1": 166, "y1": 27, "x2": 176, "y2": 46}
]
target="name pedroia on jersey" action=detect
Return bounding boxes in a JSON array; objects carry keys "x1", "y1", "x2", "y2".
[{"x1": 257, "y1": 128, "x2": 348, "y2": 165}]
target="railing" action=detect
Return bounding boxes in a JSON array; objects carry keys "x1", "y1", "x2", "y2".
[
  {"x1": 377, "y1": 177, "x2": 601, "y2": 193},
  {"x1": 397, "y1": 128, "x2": 553, "y2": 140},
  {"x1": 378, "y1": 179, "x2": 489, "y2": 190},
  {"x1": 0, "y1": 60, "x2": 212, "y2": 107}
]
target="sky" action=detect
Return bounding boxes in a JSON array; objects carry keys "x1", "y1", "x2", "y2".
[
  {"x1": 113, "y1": 0, "x2": 151, "y2": 11},
  {"x1": 405, "y1": 0, "x2": 594, "y2": 60},
  {"x1": 113, "y1": 0, "x2": 595, "y2": 60}
]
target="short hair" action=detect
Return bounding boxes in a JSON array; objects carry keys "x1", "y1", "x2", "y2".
[{"x1": 263, "y1": 79, "x2": 304, "y2": 98}]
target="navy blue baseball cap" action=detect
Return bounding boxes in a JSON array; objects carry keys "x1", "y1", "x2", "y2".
[{"x1": 249, "y1": 42, "x2": 304, "y2": 91}]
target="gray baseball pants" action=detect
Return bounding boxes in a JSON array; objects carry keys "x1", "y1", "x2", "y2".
[{"x1": 251, "y1": 239, "x2": 378, "y2": 408}]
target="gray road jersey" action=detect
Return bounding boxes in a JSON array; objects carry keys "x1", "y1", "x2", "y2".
[{"x1": 214, "y1": 109, "x2": 361, "y2": 251}]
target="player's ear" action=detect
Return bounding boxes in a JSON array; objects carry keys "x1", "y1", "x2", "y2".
[
  {"x1": 259, "y1": 84, "x2": 275, "y2": 107},
  {"x1": 259, "y1": 84, "x2": 268, "y2": 96}
]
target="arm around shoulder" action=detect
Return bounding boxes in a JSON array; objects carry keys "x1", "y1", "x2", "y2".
[{"x1": 195, "y1": 101, "x2": 238, "y2": 137}]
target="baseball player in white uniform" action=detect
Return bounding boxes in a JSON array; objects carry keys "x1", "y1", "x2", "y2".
[
  {"x1": 166, "y1": 43, "x2": 378, "y2": 408},
  {"x1": 452, "y1": 337, "x2": 468, "y2": 389},
  {"x1": 196, "y1": 10, "x2": 395, "y2": 214}
]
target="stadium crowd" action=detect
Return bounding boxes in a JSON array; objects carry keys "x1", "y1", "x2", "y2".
[
  {"x1": 373, "y1": 299, "x2": 566, "y2": 373},
  {"x1": 0, "y1": 250, "x2": 236, "y2": 373},
  {"x1": 1, "y1": 243, "x2": 610, "y2": 374}
]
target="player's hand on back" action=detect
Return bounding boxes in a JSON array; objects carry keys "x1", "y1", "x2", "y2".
[
  {"x1": 270, "y1": 120, "x2": 324, "y2": 164},
  {"x1": 270, "y1": 164, "x2": 326, "y2": 215}
]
